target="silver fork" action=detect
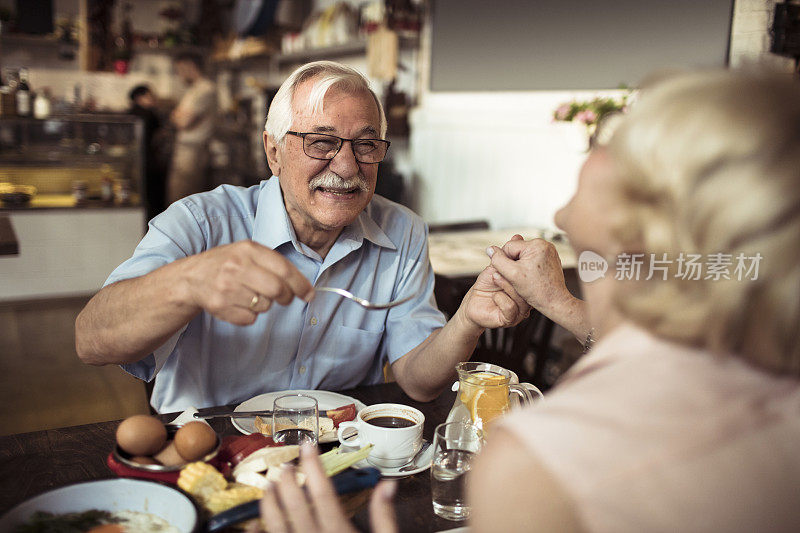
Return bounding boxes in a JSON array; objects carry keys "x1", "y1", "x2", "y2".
[{"x1": 315, "y1": 287, "x2": 415, "y2": 310}]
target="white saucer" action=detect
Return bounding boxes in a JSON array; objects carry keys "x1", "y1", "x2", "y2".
[{"x1": 348, "y1": 441, "x2": 435, "y2": 478}]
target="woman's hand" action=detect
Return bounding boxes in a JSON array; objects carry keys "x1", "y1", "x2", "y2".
[
  {"x1": 252, "y1": 444, "x2": 398, "y2": 533},
  {"x1": 488, "y1": 237, "x2": 570, "y2": 313},
  {"x1": 458, "y1": 234, "x2": 531, "y2": 331},
  {"x1": 488, "y1": 237, "x2": 591, "y2": 342}
]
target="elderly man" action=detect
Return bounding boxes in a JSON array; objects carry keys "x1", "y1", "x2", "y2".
[{"x1": 75, "y1": 61, "x2": 529, "y2": 413}]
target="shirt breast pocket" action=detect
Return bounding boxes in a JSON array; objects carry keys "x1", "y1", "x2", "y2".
[{"x1": 321, "y1": 323, "x2": 385, "y2": 390}]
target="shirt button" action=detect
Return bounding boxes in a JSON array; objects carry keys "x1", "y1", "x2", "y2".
[
  {"x1": 309, "y1": 317, "x2": 318, "y2": 326},
  {"x1": 299, "y1": 365, "x2": 307, "y2": 374}
]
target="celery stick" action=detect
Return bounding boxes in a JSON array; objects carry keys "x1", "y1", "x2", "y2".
[{"x1": 321, "y1": 444, "x2": 374, "y2": 477}]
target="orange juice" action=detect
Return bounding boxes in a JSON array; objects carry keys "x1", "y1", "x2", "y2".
[
  {"x1": 448, "y1": 362, "x2": 544, "y2": 435},
  {"x1": 458, "y1": 371, "x2": 510, "y2": 430}
]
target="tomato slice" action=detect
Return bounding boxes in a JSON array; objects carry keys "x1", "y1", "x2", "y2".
[
  {"x1": 219, "y1": 433, "x2": 277, "y2": 467},
  {"x1": 327, "y1": 403, "x2": 357, "y2": 428}
]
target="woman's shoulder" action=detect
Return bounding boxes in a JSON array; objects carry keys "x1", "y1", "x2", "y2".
[
  {"x1": 469, "y1": 426, "x2": 582, "y2": 533},
  {"x1": 496, "y1": 324, "x2": 800, "y2": 531}
]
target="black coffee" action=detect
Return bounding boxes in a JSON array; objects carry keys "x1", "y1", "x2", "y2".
[{"x1": 365, "y1": 415, "x2": 416, "y2": 428}]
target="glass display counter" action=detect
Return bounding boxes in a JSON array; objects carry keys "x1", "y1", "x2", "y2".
[
  {"x1": 0, "y1": 115, "x2": 146, "y2": 301},
  {"x1": 0, "y1": 114, "x2": 144, "y2": 209}
]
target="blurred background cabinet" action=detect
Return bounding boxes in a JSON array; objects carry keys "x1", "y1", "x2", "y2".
[
  {"x1": 0, "y1": 114, "x2": 144, "y2": 207},
  {"x1": 0, "y1": 114, "x2": 146, "y2": 302}
]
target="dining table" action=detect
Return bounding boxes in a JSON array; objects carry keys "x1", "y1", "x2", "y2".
[
  {"x1": 427, "y1": 226, "x2": 576, "y2": 278},
  {"x1": 0, "y1": 382, "x2": 463, "y2": 533}
]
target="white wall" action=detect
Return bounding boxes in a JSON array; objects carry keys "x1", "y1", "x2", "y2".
[
  {"x1": 0, "y1": 210, "x2": 145, "y2": 301},
  {"x1": 408, "y1": 0, "x2": 795, "y2": 231},
  {"x1": 409, "y1": 91, "x2": 593, "y2": 231}
]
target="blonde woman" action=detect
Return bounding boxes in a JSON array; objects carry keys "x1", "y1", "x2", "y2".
[
  {"x1": 254, "y1": 70, "x2": 800, "y2": 532},
  {"x1": 477, "y1": 70, "x2": 800, "y2": 531}
]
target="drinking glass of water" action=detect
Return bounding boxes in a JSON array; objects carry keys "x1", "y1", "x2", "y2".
[
  {"x1": 430, "y1": 420, "x2": 484, "y2": 521},
  {"x1": 272, "y1": 394, "x2": 319, "y2": 445}
]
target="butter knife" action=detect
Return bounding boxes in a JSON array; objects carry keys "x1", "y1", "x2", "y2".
[
  {"x1": 193, "y1": 410, "x2": 275, "y2": 420},
  {"x1": 193, "y1": 409, "x2": 340, "y2": 420}
]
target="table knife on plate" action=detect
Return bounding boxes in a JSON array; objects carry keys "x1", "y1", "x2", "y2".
[{"x1": 194, "y1": 407, "x2": 346, "y2": 420}]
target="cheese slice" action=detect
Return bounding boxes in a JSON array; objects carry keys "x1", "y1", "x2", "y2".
[
  {"x1": 265, "y1": 464, "x2": 307, "y2": 486},
  {"x1": 232, "y1": 445, "x2": 300, "y2": 477},
  {"x1": 234, "y1": 470, "x2": 271, "y2": 490}
]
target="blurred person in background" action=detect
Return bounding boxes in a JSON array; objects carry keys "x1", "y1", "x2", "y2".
[
  {"x1": 167, "y1": 52, "x2": 217, "y2": 203},
  {"x1": 252, "y1": 70, "x2": 800, "y2": 532},
  {"x1": 128, "y1": 84, "x2": 167, "y2": 221}
]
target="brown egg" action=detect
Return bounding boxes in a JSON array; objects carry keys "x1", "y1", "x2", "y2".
[
  {"x1": 130, "y1": 455, "x2": 161, "y2": 466},
  {"x1": 116, "y1": 415, "x2": 167, "y2": 456},
  {"x1": 154, "y1": 440, "x2": 185, "y2": 466},
  {"x1": 174, "y1": 421, "x2": 218, "y2": 461}
]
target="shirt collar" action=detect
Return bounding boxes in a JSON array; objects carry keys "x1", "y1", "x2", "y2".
[
  {"x1": 347, "y1": 207, "x2": 396, "y2": 251},
  {"x1": 251, "y1": 177, "x2": 296, "y2": 250},
  {"x1": 251, "y1": 176, "x2": 397, "y2": 254}
]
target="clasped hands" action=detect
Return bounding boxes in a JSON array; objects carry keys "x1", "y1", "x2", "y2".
[{"x1": 462, "y1": 234, "x2": 568, "y2": 331}]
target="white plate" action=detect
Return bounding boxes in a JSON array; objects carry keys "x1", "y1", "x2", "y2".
[
  {"x1": 0, "y1": 479, "x2": 198, "y2": 533},
  {"x1": 347, "y1": 440, "x2": 435, "y2": 478},
  {"x1": 232, "y1": 390, "x2": 367, "y2": 443}
]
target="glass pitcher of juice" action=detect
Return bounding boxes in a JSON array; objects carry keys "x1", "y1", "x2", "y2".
[{"x1": 446, "y1": 362, "x2": 544, "y2": 432}]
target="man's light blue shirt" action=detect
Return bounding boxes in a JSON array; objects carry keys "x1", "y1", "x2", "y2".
[{"x1": 107, "y1": 177, "x2": 446, "y2": 413}]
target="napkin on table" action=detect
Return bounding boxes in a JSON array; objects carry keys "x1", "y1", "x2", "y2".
[{"x1": 170, "y1": 407, "x2": 211, "y2": 427}]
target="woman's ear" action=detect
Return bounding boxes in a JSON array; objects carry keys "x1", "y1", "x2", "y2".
[{"x1": 264, "y1": 132, "x2": 281, "y2": 176}]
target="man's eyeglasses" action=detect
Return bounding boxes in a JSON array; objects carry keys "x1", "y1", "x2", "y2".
[{"x1": 286, "y1": 131, "x2": 390, "y2": 164}]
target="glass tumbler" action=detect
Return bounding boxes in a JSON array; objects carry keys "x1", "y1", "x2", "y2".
[
  {"x1": 272, "y1": 394, "x2": 319, "y2": 445},
  {"x1": 430, "y1": 420, "x2": 485, "y2": 521}
]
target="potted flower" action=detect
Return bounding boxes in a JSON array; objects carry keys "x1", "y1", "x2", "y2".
[{"x1": 553, "y1": 91, "x2": 632, "y2": 138}]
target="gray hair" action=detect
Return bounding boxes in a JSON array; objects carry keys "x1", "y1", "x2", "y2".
[{"x1": 265, "y1": 61, "x2": 387, "y2": 144}]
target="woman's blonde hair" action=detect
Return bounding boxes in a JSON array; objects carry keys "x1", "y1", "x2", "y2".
[{"x1": 607, "y1": 70, "x2": 800, "y2": 375}]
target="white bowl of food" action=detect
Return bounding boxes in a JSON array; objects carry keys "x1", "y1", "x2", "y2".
[{"x1": 0, "y1": 478, "x2": 199, "y2": 532}]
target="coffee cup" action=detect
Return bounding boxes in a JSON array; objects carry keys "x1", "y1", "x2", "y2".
[{"x1": 337, "y1": 403, "x2": 424, "y2": 468}]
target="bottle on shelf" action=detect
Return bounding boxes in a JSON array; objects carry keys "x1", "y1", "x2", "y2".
[
  {"x1": 114, "y1": 2, "x2": 134, "y2": 74},
  {"x1": 34, "y1": 88, "x2": 52, "y2": 119},
  {"x1": 0, "y1": 71, "x2": 15, "y2": 117},
  {"x1": 72, "y1": 179, "x2": 88, "y2": 206},
  {"x1": 100, "y1": 165, "x2": 115, "y2": 204},
  {"x1": 114, "y1": 177, "x2": 132, "y2": 205},
  {"x1": 71, "y1": 83, "x2": 82, "y2": 113},
  {"x1": 15, "y1": 68, "x2": 32, "y2": 117}
]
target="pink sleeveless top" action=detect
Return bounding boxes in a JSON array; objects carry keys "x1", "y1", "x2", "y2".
[{"x1": 499, "y1": 324, "x2": 800, "y2": 532}]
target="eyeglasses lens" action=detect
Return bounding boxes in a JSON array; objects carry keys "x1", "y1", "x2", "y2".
[{"x1": 302, "y1": 133, "x2": 388, "y2": 163}]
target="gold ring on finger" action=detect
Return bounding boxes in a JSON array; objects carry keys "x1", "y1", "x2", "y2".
[{"x1": 249, "y1": 294, "x2": 260, "y2": 310}]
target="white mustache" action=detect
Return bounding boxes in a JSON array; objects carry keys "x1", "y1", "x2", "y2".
[{"x1": 308, "y1": 171, "x2": 369, "y2": 192}]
